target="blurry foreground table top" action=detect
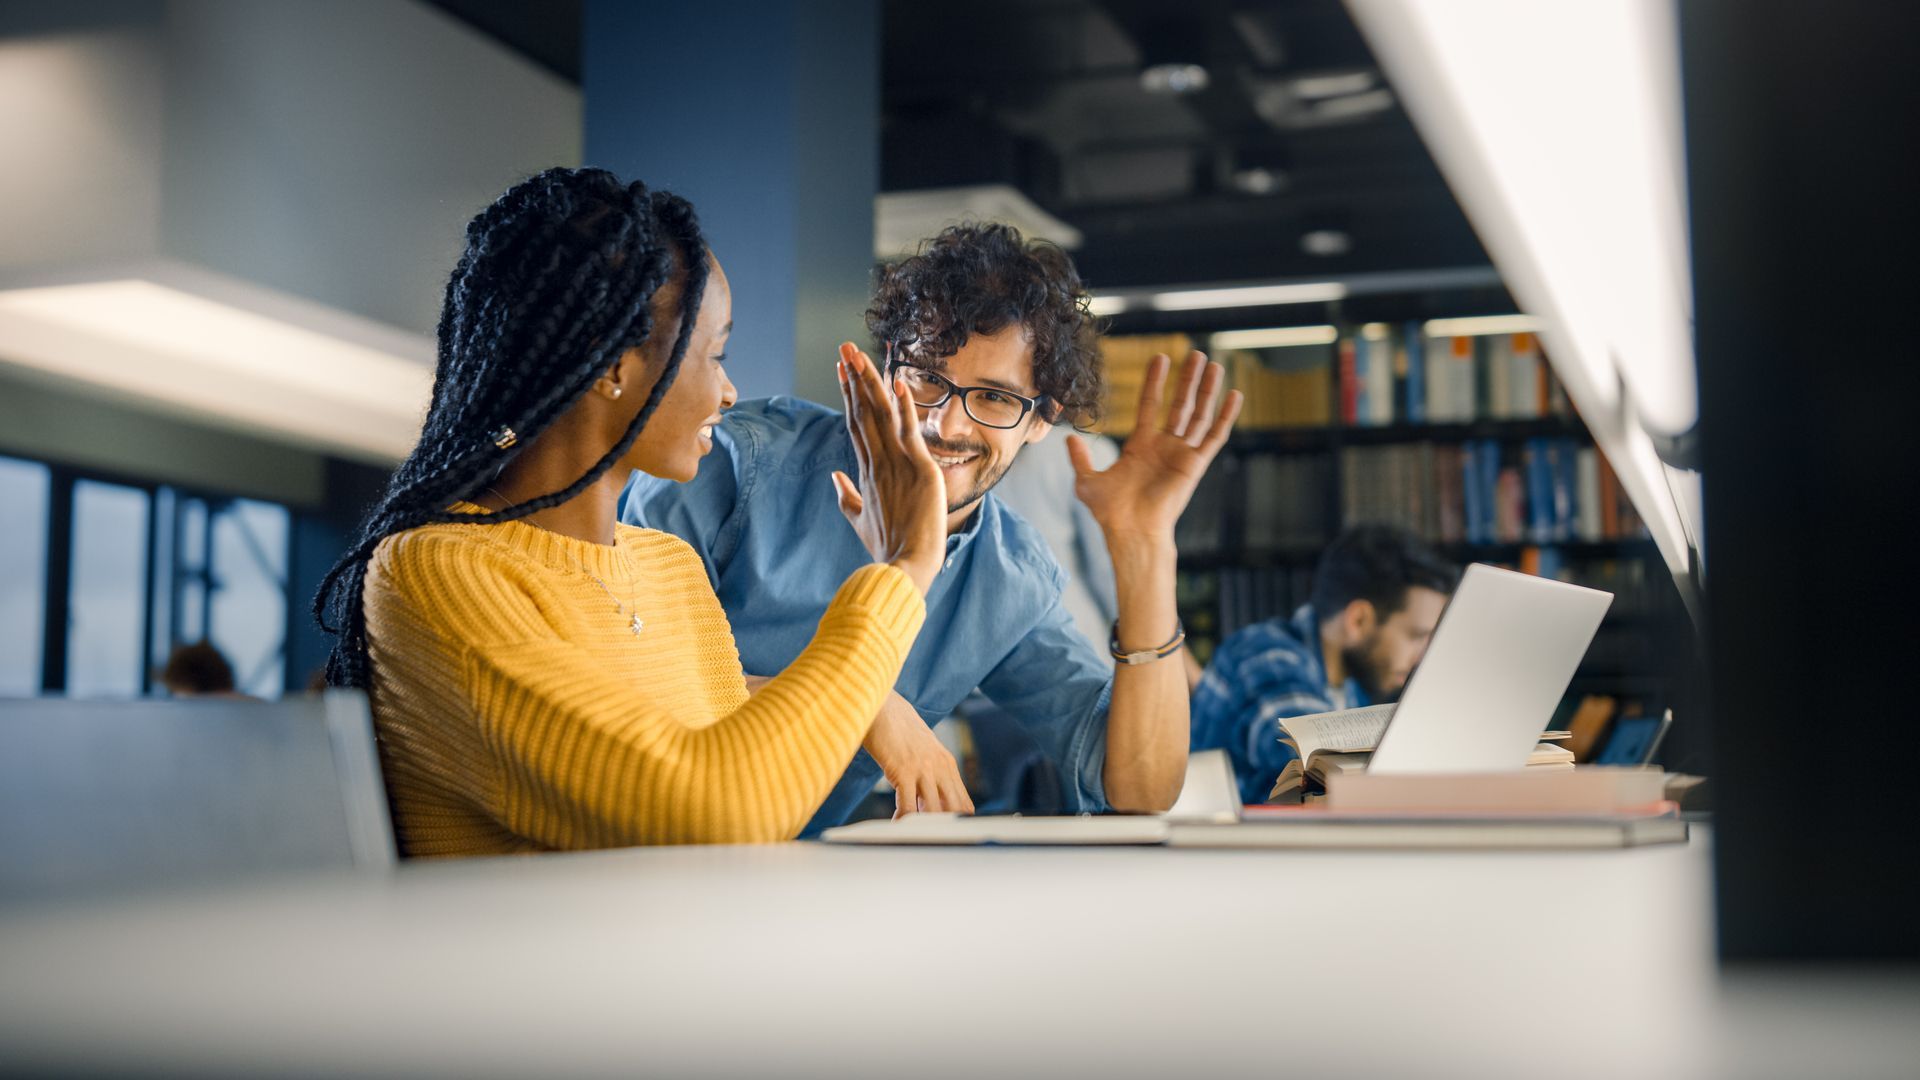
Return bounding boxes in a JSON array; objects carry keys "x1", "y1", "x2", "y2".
[{"x1": 2, "y1": 829, "x2": 1915, "y2": 1079}]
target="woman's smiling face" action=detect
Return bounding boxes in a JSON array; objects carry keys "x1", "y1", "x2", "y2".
[{"x1": 619, "y1": 257, "x2": 736, "y2": 483}]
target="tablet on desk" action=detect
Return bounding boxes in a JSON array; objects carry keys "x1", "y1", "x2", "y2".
[
  {"x1": 1593, "y1": 710, "x2": 1672, "y2": 766},
  {"x1": 817, "y1": 750, "x2": 1238, "y2": 846},
  {"x1": 819, "y1": 813, "x2": 1169, "y2": 846}
]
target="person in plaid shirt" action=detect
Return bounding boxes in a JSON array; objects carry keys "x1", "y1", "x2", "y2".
[{"x1": 1190, "y1": 526, "x2": 1458, "y2": 803}]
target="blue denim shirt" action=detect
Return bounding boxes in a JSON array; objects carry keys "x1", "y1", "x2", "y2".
[
  {"x1": 620, "y1": 397, "x2": 1113, "y2": 835},
  {"x1": 1189, "y1": 605, "x2": 1368, "y2": 804}
]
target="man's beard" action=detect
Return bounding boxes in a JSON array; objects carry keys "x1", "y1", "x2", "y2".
[
  {"x1": 925, "y1": 435, "x2": 1013, "y2": 515},
  {"x1": 1341, "y1": 637, "x2": 1398, "y2": 703}
]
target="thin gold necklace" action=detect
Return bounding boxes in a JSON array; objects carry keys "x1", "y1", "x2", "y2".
[{"x1": 483, "y1": 485, "x2": 644, "y2": 636}]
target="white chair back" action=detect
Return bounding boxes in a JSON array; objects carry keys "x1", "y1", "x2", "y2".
[{"x1": 0, "y1": 691, "x2": 394, "y2": 902}]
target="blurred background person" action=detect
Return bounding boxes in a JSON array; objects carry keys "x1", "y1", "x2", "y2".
[
  {"x1": 158, "y1": 641, "x2": 248, "y2": 700},
  {"x1": 1190, "y1": 524, "x2": 1457, "y2": 804}
]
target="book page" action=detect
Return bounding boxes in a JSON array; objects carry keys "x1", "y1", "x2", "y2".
[
  {"x1": 1277, "y1": 704, "x2": 1396, "y2": 766},
  {"x1": 1308, "y1": 750, "x2": 1372, "y2": 777}
]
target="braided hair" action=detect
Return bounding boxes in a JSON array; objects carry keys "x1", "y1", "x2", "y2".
[{"x1": 314, "y1": 167, "x2": 710, "y2": 689}]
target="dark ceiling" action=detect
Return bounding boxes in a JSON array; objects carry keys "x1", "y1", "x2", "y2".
[
  {"x1": 881, "y1": 0, "x2": 1490, "y2": 294},
  {"x1": 423, "y1": 0, "x2": 1501, "y2": 320}
]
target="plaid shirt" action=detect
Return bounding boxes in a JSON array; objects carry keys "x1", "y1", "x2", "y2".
[{"x1": 1190, "y1": 605, "x2": 1368, "y2": 804}]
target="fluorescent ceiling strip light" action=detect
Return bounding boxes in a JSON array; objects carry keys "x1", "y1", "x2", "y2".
[
  {"x1": 1210, "y1": 325, "x2": 1340, "y2": 350},
  {"x1": 1421, "y1": 314, "x2": 1545, "y2": 338},
  {"x1": 1087, "y1": 295, "x2": 1129, "y2": 317},
  {"x1": 1148, "y1": 282, "x2": 1347, "y2": 311},
  {"x1": 0, "y1": 279, "x2": 430, "y2": 461}
]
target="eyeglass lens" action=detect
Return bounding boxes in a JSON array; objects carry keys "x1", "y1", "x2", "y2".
[{"x1": 895, "y1": 366, "x2": 1027, "y2": 428}]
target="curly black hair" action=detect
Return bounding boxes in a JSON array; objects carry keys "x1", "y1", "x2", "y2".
[
  {"x1": 865, "y1": 222, "x2": 1104, "y2": 428},
  {"x1": 312, "y1": 167, "x2": 708, "y2": 689}
]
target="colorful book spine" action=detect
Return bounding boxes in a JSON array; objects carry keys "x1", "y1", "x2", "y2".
[
  {"x1": 1353, "y1": 335, "x2": 1372, "y2": 426},
  {"x1": 1425, "y1": 337, "x2": 1449, "y2": 422},
  {"x1": 1461, "y1": 442, "x2": 1483, "y2": 544},
  {"x1": 1514, "y1": 334, "x2": 1546, "y2": 419},
  {"x1": 1365, "y1": 332, "x2": 1395, "y2": 426},
  {"x1": 1576, "y1": 447, "x2": 1602, "y2": 541},
  {"x1": 1478, "y1": 439, "x2": 1502, "y2": 542},
  {"x1": 1496, "y1": 464, "x2": 1525, "y2": 543},
  {"x1": 1338, "y1": 336, "x2": 1359, "y2": 425},
  {"x1": 1551, "y1": 438, "x2": 1577, "y2": 542},
  {"x1": 1488, "y1": 334, "x2": 1513, "y2": 419},
  {"x1": 1403, "y1": 323, "x2": 1425, "y2": 423},
  {"x1": 1525, "y1": 439, "x2": 1554, "y2": 543}
]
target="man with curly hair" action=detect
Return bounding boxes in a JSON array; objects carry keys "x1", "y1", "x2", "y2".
[{"x1": 622, "y1": 223, "x2": 1240, "y2": 834}]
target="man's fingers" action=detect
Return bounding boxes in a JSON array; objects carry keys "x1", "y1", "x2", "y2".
[
  {"x1": 1064, "y1": 432, "x2": 1096, "y2": 480},
  {"x1": 1197, "y1": 389, "x2": 1245, "y2": 458},
  {"x1": 894, "y1": 777, "x2": 918, "y2": 820},
  {"x1": 1133, "y1": 354, "x2": 1170, "y2": 434},
  {"x1": 1162, "y1": 350, "x2": 1207, "y2": 436},
  {"x1": 1185, "y1": 360, "x2": 1227, "y2": 448}
]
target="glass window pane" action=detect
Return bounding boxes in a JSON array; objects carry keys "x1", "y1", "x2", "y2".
[
  {"x1": 177, "y1": 498, "x2": 207, "y2": 642},
  {"x1": 67, "y1": 480, "x2": 150, "y2": 698},
  {"x1": 147, "y1": 486, "x2": 175, "y2": 677},
  {"x1": 208, "y1": 499, "x2": 289, "y2": 698},
  {"x1": 0, "y1": 456, "x2": 50, "y2": 696}
]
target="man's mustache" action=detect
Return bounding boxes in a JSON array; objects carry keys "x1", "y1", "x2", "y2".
[{"x1": 922, "y1": 435, "x2": 988, "y2": 457}]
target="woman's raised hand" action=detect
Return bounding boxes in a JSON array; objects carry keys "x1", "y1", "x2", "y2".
[{"x1": 832, "y1": 342, "x2": 947, "y2": 594}]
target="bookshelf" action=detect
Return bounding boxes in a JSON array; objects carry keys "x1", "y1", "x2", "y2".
[{"x1": 1095, "y1": 326, "x2": 1693, "y2": 749}]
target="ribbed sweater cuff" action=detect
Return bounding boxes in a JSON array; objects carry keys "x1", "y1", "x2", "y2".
[{"x1": 831, "y1": 563, "x2": 927, "y2": 643}]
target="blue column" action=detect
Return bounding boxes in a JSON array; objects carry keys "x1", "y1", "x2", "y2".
[{"x1": 583, "y1": 0, "x2": 878, "y2": 405}]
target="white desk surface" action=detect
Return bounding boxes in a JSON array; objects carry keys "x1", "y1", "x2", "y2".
[{"x1": 2, "y1": 829, "x2": 1915, "y2": 1079}]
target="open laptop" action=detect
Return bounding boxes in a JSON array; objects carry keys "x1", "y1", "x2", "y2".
[{"x1": 1365, "y1": 562, "x2": 1612, "y2": 774}]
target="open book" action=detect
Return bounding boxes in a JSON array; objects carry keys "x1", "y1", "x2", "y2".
[{"x1": 1269, "y1": 704, "x2": 1573, "y2": 802}]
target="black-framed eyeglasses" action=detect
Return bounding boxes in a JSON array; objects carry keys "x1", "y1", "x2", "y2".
[{"x1": 884, "y1": 350, "x2": 1049, "y2": 430}]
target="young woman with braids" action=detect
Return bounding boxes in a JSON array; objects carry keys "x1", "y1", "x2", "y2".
[{"x1": 314, "y1": 168, "x2": 947, "y2": 855}]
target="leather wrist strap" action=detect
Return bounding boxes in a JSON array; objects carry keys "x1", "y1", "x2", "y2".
[{"x1": 1109, "y1": 619, "x2": 1186, "y2": 665}]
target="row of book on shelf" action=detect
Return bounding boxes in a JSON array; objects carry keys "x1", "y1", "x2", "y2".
[
  {"x1": 1093, "y1": 327, "x2": 1576, "y2": 433},
  {"x1": 1336, "y1": 325, "x2": 1569, "y2": 426},
  {"x1": 1171, "y1": 439, "x2": 1649, "y2": 562},
  {"x1": 1342, "y1": 439, "x2": 1647, "y2": 548}
]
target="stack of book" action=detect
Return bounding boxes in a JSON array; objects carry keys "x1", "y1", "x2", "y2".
[{"x1": 1267, "y1": 704, "x2": 1575, "y2": 804}]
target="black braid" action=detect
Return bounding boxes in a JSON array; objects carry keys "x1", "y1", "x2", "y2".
[{"x1": 313, "y1": 168, "x2": 709, "y2": 689}]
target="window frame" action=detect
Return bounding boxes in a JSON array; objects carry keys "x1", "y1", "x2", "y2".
[{"x1": 19, "y1": 459, "x2": 292, "y2": 697}]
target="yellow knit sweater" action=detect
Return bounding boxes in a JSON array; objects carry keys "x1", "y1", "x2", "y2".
[{"x1": 362, "y1": 503, "x2": 924, "y2": 857}]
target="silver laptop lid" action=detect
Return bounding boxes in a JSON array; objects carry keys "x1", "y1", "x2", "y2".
[{"x1": 1367, "y1": 563, "x2": 1612, "y2": 774}]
